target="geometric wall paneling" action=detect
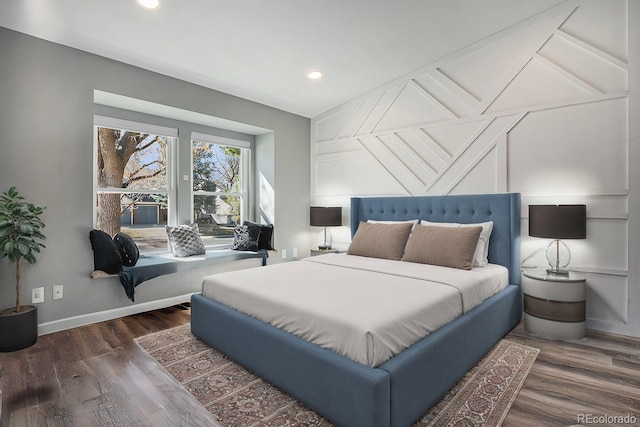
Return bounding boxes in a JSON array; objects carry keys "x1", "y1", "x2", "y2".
[
  {"x1": 375, "y1": 133, "x2": 437, "y2": 190},
  {"x1": 426, "y1": 114, "x2": 521, "y2": 195},
  {"x1": 577, "y1": 217, "x2": 629, "y2": 273},
  {"x1": 314, "y1": 138, "x2": 362, "y2": 157},
  {"x1": 343, "y1": 96, "x2": 386, "y2": 139},
  {"x1": 422, "y1": 119, "x2": 490, "y2": 159},
  {"x1": 559, "y1": 0, "x2": 628, "y2": 64},
  {"x1": 314, "y1": 102, "x2": 360, "y2": 142},
  {"x1": 412, "y1": 73, "x2": 474, "y2": 118},
  {"x1": 356, "y1": 134, "x2": 427, "y2": 194},
  {"x1": 586, "y1": 273, "x2": 628, "y2": 326},
  {"x1": 539, "y1": 32, "x2": 628, "y2": 94},
  {"x1": 314, "y1": 148, "x2": 406, "y2": 197},
  {"x1": 374, "y1": 81, "x2": 455, "y2": 132},
  {"x1": 447, "y1": 146, "x2": 499, "y2": 195},
  {"x1": 394, "y1": 130, "x2": 449, "y2": 174},
  {"x1": 435, "y1": 18, "x2": 564, "y2": 107},
  {"x1": 485, "y1": 56, "x2": 595, "y2": 114},
  {"x1": 507, "y1": 98, "x2": 628, "y2": 195},
  {"x1": 356, "y1": 86, "x2": 405, "y2": 137}
]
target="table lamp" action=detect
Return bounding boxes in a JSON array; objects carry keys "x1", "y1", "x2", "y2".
[
  {"x1": 310, "y1": 206, "x2": 342, "y2": 250},
  {"x1": 529, "y1": 204, "x2": 586, "y2": 275}
]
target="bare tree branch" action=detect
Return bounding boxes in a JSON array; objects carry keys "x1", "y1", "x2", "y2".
[{"x1": 126, "y1": 168, "x2": 164, "y2": 184}]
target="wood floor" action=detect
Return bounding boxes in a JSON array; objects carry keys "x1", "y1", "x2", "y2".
[
  {"x1": 1, "y1": 305, "x2": 639, "y2": 427},
  {"x1": 504, "y1": 325, "x2": 640, "y2": 427}
]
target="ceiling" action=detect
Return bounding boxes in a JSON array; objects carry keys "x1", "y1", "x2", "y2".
[{"x1": 0, "y1": 0, "x2": 566, "y2": 118}]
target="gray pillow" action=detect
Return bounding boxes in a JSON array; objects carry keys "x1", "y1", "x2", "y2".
[
  {"x1": 347, "y1": 221, "x2": 413, "y2": 261},
  {"x1": 402, "y1": 224, "x2": 482, "y2": 270},
  {"x1": 166, "y1": 224, "x2": 206, "y2": 257}
]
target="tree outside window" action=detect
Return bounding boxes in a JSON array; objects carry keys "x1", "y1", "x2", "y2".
[{"x1": 95, "y1": 126, "x2": 169, "y2": 250}]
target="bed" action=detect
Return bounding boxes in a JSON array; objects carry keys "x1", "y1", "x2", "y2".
[{"x1": 191, "y1": 193, "x2": 522, "y2": 427}]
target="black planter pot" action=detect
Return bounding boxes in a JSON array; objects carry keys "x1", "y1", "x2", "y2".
[{"x1": 0, "y1": 305, "x2": 38, "y2": 352}]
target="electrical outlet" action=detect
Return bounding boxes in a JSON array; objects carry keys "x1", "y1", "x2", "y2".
[
  {"x1": 292, "y1": 247, "x2": 298, "y2": 258},
  {"x1": 32, "y1": 287, "x2": 44, "y2": 304},
  {"x1": 53, "y1": 284, "x2": 64, "y2": 300},
  {"x1": 281, "y1": 249, "x2": 287, "y2": 259}
]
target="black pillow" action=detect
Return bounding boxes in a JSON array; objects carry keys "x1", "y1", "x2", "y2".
[
  {"x1": 89, "y1": 229, "x2": 122, "y2": 274},
  {"x1": 113, "y1": 232, "x2": 140, "y2": 267},
  {"x1": 243, "y1": 221, "x2": 274, "y2": 250},
  {"x1": 232, "y1": 225, "x2": 261, "y2": 251}
]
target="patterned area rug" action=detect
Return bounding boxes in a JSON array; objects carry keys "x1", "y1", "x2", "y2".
[{"x1": 136, "y1": 324, "x2": 539, "y2": 427}]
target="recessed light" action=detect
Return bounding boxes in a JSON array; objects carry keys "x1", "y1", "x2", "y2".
[
  {"x1": 136, "y1": 0, "x2": 159, "y2": 10},
  {"x1": 308, "y1": 71, "x2": 322, "y2": 80}
]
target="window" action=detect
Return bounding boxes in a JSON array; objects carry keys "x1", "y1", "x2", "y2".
[
  {"x1": 94, "y1": 116, "x2": 177, "y2": 251},
  {"x1": 192, "y1": 132, "x2": 250, "y2": 247},
  {"x1": 93, "y1": 114, "x2": 254, "y2": 253}
]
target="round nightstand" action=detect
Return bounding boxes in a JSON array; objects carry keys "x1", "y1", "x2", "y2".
[{"x1": 522, "y1": 269, "x2": 586, "y2": 340}]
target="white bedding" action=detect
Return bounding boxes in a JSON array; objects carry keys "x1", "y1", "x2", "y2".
[{"x1": 201, "y1": 253, "x2": 508, "y2": 367}]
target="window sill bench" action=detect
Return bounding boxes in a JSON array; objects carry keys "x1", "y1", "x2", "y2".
[{"x1": 91, "y1": 249, "x2": 268, "y2": 301}]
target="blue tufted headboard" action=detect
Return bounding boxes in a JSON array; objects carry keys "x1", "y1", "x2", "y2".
[{"x1": 350, "y1": 193, "x2": 521, "y2": 286}]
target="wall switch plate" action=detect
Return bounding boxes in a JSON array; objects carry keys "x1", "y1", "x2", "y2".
[
  {"x1": 32, "y1": 287, "x2": 44, "y2": 304},
  {"x1": 53, "y1": 284, "x2": 64, "y2": 300}
]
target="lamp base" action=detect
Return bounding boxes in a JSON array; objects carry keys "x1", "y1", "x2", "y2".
[
  {"x1": 316, "y1": 227, "x2": 333, "y2": 250},
  {"x1": 546, "y1": 268, "x2": 570, "y2": 276},
  {"x1": 546, "y1": 239, "x2": 571, "y2": 275}
]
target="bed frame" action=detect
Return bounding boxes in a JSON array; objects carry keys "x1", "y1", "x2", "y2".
[{"x1": 191, "y1": 193, "x2": 521, "y2": 427}]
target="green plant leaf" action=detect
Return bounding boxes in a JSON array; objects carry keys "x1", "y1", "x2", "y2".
[{"x1": 0, "y1": 186, "x2": 46, "y2": 310}]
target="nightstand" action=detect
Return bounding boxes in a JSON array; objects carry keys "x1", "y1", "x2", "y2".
[
  {"x1": 310, "y1": 249, "x2": 340, "y2": 256},
  {"x1": 522, "y1": 269, "x2": 586, "y2": 340}
]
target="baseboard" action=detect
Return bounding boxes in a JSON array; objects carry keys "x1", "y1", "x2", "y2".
[{"x1": 37, "y1": 293, "x2": 196, "y2": 336}]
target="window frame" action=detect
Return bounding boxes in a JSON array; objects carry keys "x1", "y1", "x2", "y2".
[
  {"x1": 190, "y1": 132, "x2": 252, "y2": 248},
  {"x1": 92, "y1": 115, "x2": 178, "y2": 250}
]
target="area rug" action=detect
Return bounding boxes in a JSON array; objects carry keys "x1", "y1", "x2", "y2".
[{"x1": 136, "y1": 324, "x2": 539, "y2": 427}]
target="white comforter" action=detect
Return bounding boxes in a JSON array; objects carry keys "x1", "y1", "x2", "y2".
[{"x1": 201, "y1": 253, "x2": 508, "y2": 367}]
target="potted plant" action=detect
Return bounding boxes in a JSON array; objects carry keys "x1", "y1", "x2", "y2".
[{"x1": 0, "y1": 187, "x2": 46, "y2": 352}]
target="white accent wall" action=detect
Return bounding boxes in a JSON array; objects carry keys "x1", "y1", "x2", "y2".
[{"x1": 311, "y1": 0, "x2": 640, "y2": 337}]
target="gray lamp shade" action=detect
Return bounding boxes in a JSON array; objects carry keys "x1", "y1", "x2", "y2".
[
  {"x1": 310, "y1": 206, "x2": 342, "y2": 227},
  {"x1": 529, "y1": 205, "x2": 586, "y2": 239}
]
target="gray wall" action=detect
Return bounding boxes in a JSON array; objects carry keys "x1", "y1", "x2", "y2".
[{"x1": 0, "y1": 27, "x2": 310, "y2": 332}]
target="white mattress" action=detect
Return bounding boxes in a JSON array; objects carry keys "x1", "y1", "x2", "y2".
[{"x1": 201, "y1": 253, "x2": 508, "y2": 367}]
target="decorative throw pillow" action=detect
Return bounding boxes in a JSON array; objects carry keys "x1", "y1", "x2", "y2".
[
  {"x1": 165, "y1": 224, "x2": 206, "y2": 257},
  {"x1": 232, "y1": 225, "x2": 261, "y2": 251},
  {"x1": 347, "y1": 221, "x2": 414, "y2": 261},
  {"x1": 243, "y1": 221, "x2": 274, "y2": 250},
  {"x1": 113, "y1": 232, "x2": 140, "y2": 266},
  {"x1": 89, "y1": 229, "x2": 123, "y2": 274},
  {"x1": 402, "y1": 225, "x2": 482, "y2": 270},
  {"x1": 420, "y1": 220, "x2": 493, "y2": 266}
]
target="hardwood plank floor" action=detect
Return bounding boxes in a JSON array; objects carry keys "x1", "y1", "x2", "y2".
[
  {"x1": 0, "y1": 304, "x2": 218, "y2": 427},
  {"x1": 1, "y1": 306, "x2": 639, "y2": 426},
  {"x1": 504, "y1": 324, "x2": 640, "y2": 427}
]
